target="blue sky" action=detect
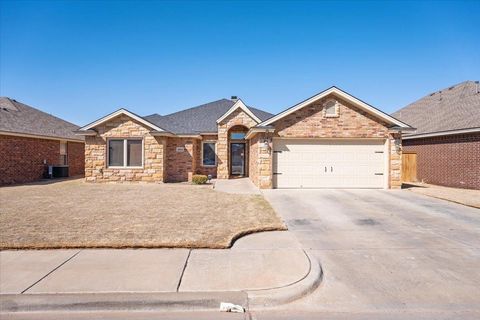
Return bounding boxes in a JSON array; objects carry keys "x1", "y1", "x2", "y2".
[{"x1": 1, "y1": 0, "x2": 479, "y2": 125}]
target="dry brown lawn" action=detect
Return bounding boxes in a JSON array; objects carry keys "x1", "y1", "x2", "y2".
[{"x1": 0, "y1": 179, "x2": 285, "y2": 249}]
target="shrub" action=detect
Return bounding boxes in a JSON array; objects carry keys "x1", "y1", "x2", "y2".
[{"x1": 192, "y1": 174, "x2": 208, "y2": 184}]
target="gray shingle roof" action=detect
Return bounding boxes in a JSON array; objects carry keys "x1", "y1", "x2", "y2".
[
  {"x1": 143, "y1": 99, "x2": 273, "y2": 134},
  {"x1": 392, "y1": 81, "x2": 480, "y2": 136},
  {"x1": 0, "y1": 97, "x2": 83, "y2": 141}
]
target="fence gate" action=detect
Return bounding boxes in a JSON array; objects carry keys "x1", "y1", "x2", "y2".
[{"x1": 402, "y1": 152, "x2": 417, "y2": 182}]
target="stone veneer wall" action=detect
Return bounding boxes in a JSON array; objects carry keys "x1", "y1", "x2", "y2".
[
  {"x1": 248, "y1": 132, "x2": 274, "y2": 189},
  {"x1": 217, "y1": 108, "x2": 258, "y2": 179},
  {"x1": 259, "y1": 94, "x2": 402, "y2": 189},
  {"x1": 84, "y1": 115, "x2": 166, "y2": 183}
]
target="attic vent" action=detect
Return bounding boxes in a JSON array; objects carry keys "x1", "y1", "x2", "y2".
[
  {"x1": 231, "y1": 96, "x2": 238, "y2": 100},
  {"x1": 0, "y1": 98, "x2": 19, "y2": 111}
]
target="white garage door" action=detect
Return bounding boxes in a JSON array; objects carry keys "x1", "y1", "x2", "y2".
[{"x1": 273, "y1": 139, "x2": 386, "y2": 189}]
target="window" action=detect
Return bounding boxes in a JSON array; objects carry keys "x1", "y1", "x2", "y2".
[
  {"x1": 230, "y1": 132, "x2": 246, "y2": 140},
  {"x1": 59, "y1": 141, "x2": 67, "y2": 165},
  {"x1": 108, "y1": 139, "x2": 143, "y2": 168},
  {"x1": 202, "y1": 142, "x2": 216, "y2": 166},
  {"x1": 324, "y1": 100, "x2": 339, "y2": 117}
]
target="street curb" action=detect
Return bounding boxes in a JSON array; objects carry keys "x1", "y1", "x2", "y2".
[
  {"x1": 0, "y1": 252, "x2": 322, "y2": 313},
  {"x1": 0, "y1": 292, "x2": 247, "y2": 313},
  {"x1": 246, "y1": 250, "x2": 323, "y2": 309}
]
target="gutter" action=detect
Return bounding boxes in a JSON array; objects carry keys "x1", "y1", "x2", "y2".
[{"x1": 403, "y1": 127, "x2": 480, "y2": 140}]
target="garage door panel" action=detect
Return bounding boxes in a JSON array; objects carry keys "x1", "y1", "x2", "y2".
[{"x1": 273, "y1": 139, "x2": 385, "y2": 189}]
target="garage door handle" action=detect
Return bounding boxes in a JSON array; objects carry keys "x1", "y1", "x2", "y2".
[
  {"x1": 324, "y1": 166, "x2": 327, "y2": 172},
  {"x1": 273, "y1": 173, "x2": 282, "y2": 175},
  {"x1": 331, "y1": 166, "x2": 333, "y2": 172},
  {"x1": 375, "y1": 173, "x2": 384, "y2": 175}
]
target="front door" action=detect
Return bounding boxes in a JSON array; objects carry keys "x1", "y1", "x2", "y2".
[{"x1": 230, "y1": 143, "x2": 246, "y2": 176}]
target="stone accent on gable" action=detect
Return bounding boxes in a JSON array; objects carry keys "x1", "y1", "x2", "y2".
[
  {"x1": 217, "y1": 108, "x2": 258, "y2": 179},
  {"x1": 84, "y1": 115, "x2": 166, "y2": 183}
]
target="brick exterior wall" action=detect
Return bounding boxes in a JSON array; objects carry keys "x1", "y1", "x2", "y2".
[
  {"x1": 84, "y1": 115, "x2": 166, "y2": 183},
  {"x1": 403, "y1": 132, "x2": 480, "y2": 190},
  {"x1": 0, "y1": 135, "x2": 85, "y2": 185},
  {"x1": 195, "y1": 135, "x2": 218, "y2": 177},
  {"x1": 166, "y1": 137, "x2": 196, "y2": 182},
  {"x1": 67, "y1": 141, "x2": 85, "y2": 177},
  {"x1": 217, "y1": 108, "x2": 258, "y2": 179},
  {"x1": 249, "y1": 94, "x2": 402, "y2": 189}
]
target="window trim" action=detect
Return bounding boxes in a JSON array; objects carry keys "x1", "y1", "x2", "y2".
[
  {"x1": 201, "y1": 141, "x2": 217, "y2": 167},
  {"x1": 107, "y1": 137, "x2": 144, "y2": 169}
]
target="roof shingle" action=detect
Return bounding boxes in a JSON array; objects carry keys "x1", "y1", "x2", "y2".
[
  {"x1": 143, "y1": 99, "x2": 273, "y2": 134},
  {"x1": 0, "y1": 97, "x2": 83, "y2": 141},
  {"x1": 392, "y1": 81, "x2": 480, "y2": 135}
]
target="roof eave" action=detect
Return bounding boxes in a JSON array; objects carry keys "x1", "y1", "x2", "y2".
[
  {"x1": 245, "y1": 126, "x2": 275, "y2": 139},
  {"x1": 403, "y1": 127, "x2": 480, "y2": 140}
]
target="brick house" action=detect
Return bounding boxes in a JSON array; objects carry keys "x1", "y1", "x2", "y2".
[
  {"x1": 76, "y1": 87, "x2": 412, "y2": 189},
  {"x1": 0, "y1": 97, "x2": 85, "y2": 185},
  {"x1": 393, "y1": 81, "x2": 480, "y2": 190}
]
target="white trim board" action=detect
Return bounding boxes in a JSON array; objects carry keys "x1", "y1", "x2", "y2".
[
  {"x1": 403, "y1": 127, "x2": 480, "y2": 140},
  {"x1": 79, "y1": 108, "x2": 167, "y2": 132},
  {"x1": 259, "y1": 86, "x2": 412, "y2": 128},
  {"x1": 216, "y1": 99, "x2": 261, "y2": 124}
]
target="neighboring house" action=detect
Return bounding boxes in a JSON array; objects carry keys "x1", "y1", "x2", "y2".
[
  {"x1": 75, "y1": 86, "x2": 412, "y2": 189},
  {"x1": 0, "y1": 97, "x2": 85, "y2": 185},
  {"x1": 393, "y1": 81, "x2": 480, "y2": 190}
]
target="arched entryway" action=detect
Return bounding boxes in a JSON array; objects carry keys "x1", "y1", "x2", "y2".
[{"x1": 228, "y1": 125, "x2": 249, "y2": 177}]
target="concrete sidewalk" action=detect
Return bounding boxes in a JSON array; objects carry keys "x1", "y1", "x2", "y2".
[
  {"x1": 404, "y1": 182, "x2": 480, "y2": 208},
  {"x1": 0, "y1": 231, "x2": 321, "y2": 313}
]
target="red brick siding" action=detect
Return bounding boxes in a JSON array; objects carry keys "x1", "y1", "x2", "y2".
[
  {"x1": 67, "y1": 141, "x2": 85, "y2": 177},
  {"x1": 166, "y1": 137, "x2": 196, "y2": 182},
  {"x1": 0, "y1": 135, "x2": 84, "y2": 185},
  {"x1": 403, "y1": 133, "x2": 480, "y2": 190}
]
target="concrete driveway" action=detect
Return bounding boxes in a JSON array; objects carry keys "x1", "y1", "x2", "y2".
[{"x1": 261, "y1": 189, "x2": 480, "y2": 318}]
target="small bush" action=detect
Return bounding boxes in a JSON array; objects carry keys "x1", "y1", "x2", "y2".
[{"x1": 192, "y1": 174, "x2": 208, "y2": 184}]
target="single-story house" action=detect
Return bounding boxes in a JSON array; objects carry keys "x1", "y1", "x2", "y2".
[
  {"x1": 0, "y1": 97, "x2": 85, "y2": 185},
  {"x1": 75, "y1": 86, "x2": 412, "y2": 189},
  {"x1": 393, "y1": 80, "x2": 480, "y2": 190}
]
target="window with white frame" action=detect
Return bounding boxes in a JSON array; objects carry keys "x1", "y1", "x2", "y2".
[
  {"x1": 108, "y1": 139, "x2": 143, "y2": 168},
  {"x1": 59, "y1": 141, "x2": 68, "y2": 165},
  {"x1": 202, "y1": 142, "x2": 216, "y2": 166},
  {"x1": 324, "y1": 99, "x2": 339, "y2": 117}
]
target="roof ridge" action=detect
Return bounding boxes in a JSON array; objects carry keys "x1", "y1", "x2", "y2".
[{"x1": 162, "y1": 98, "x2": 232, "y2": 117}]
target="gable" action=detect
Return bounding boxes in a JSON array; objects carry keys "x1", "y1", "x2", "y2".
[
  {"x1": 79, "y1": 108, "x2": 167, "y2": 133},
  {"x1": 259, "y1": 87, "x2": 411, "y2": 129},
  {"x1": 274, "y1": 94, "x2": 390, "y2": 138},
  {"x1": 216, "y1": 99, "x2": 261, "y2": 124}
]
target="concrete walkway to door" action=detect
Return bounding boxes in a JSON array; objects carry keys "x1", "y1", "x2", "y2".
[{"x1": 213, "y1": 178, "x2": 260, "y2": 195}]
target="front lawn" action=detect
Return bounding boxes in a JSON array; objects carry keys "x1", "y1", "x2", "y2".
[{"x1": 0, "y1": 179, "x2": 285, "y2": 249}]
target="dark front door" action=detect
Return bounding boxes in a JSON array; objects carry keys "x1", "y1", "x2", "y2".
[{"x1": 230, "y1": 143, "x2": 246, "y2": 176}]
